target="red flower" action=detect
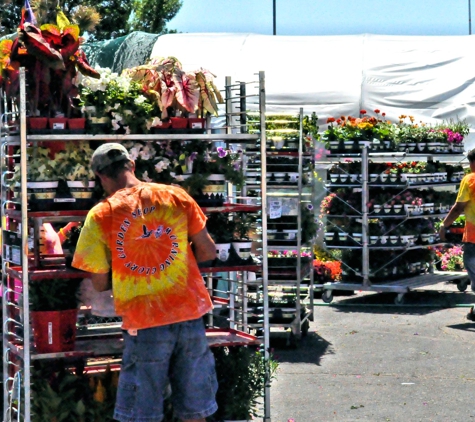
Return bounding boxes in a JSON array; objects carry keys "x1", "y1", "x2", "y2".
[
  {"x1": 374, "y1": 109, "x2": 380, "y2": 114},
  {"x1": 327, "y1": 117, "x2": 336, "y2": 123},
  {"x1": 382, "y1": 112, "x2": 386, "y2": 117},
  {"x1": 360, "y1": 109, "x2": 367, "y2": 115}
]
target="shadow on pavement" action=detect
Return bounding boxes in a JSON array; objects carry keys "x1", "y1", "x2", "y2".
[
  {"x1": 316, "y1": 289, "x2": 475, "y2": 316},
  {"x1": 270, "y1": 331, "x2": 333, "y2": 365},
  {"x1": 446, "y1": 322, "x2": 475, "y2": 333}
]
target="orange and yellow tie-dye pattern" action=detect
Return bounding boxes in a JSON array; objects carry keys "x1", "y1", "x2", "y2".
[
  {"x1": 72, "y1": 183, "x2": 212, "y2": 330},
  {"x1": 456, "y1": 173, "x2": 475, "y2": 243}
]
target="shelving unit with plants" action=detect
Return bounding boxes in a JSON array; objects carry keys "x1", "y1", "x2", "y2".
[
  {"x1": 1, "y1": 64, "x2": 273, "y2": 421},
  {"x1": 318, "y1": 110, "x2": 470, "y2": 304},
  {"x1": 244, "y1": 110, "x2": 318, "y2": 345}
]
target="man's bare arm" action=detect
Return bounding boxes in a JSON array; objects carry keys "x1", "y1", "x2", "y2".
[
  {"x1": 189, "y1": 228, "x2": 216, "y2": 263},
  {"x1": 90, "y1": 272, "x2": 112, "y2": 292}
]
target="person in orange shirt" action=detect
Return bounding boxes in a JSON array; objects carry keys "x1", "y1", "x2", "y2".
[
  {"x1": 439, "y1": 149, "x2": 475, "y2": 319},
  {"x1": 72, "y1": 143, "x2": 218, "y2": 422}
]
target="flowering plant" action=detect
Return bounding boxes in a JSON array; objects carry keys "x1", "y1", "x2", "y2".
[
  {"x1": 435, "y1": 245, "x2": 464, "y2": 271},
  {"x1": 322, "y1": 109, "x2": 395, "y2": 146},
  {"x1": 12, "y1": 146, "x2": 58, "y2": 183},
  {"x1": 55, "y1": 142, "x2": 96, "y2": 184},
  {"x1": 79, "y1": 67, "x2": 161, "y2": 134},
  {"x1": 313, "y1": 259, "x2": 342, "y2": 283},
  {"x1": 268, "y1": 250, "x2": 313, "y2": 258}
]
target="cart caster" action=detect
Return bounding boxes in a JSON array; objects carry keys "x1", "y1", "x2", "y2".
[
  {"x1": 301, "y1": 319, "x2": 310, "y2": 337},
  {"x1": 394, "y1": 293, "x2": 405, "y2": 305},
  {"x1": 467, "y1": 306, "x2": 475, "y2": 322},
  {"x1": 321, "y1": 290, "x2": 334, "y2": 304},
  {"x1": 457, "y1": 279, "x2": 469, "y2": 292}
]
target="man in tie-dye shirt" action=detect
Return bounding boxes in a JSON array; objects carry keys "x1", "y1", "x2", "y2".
[
  {"x1": 72, "y1": 143, "x2": 218, "y2": 422},
  {"x1": 439, "y1": 149, "x2": 475, "y2": 313}
]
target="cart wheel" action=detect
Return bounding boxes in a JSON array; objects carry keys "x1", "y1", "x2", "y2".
[
  {"x1": 301, "y1": 319, "x2": 310, "y2": 337},
  {"x1": 321, "y1": 290, "x2": 334, "y2": 304},
  {"x1": 457, "y1": 279, "x2": 469, "y2": 292},
  {"x1": 394, "y1": 293, "x2": 405, "y2": 305}
]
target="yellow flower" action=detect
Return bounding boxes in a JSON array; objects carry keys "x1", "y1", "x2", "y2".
[{"x1": 94, "y1": 380, "x2": 106, "y2": 403}]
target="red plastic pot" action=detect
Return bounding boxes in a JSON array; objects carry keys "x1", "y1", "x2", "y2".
[
  {"x1": 27, "y1": 117, "x2": 48, "y2": 130},
  {"x1": 170, "y1": 117, "x2": 188, "y2": 129},
  {"x1": 67, "y1": 117, "x2": 86, "y2": 130},
  {"x1": 31, "y1": 309, "x2": 78, "y2": 353}
]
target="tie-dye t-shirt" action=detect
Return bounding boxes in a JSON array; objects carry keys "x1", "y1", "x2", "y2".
[
  {"x1": 456, "y1": 173, "x2": 475, "y2": 243},
  {"x1": 72, "y1": 182, "x2": 212, "y2": 330}
]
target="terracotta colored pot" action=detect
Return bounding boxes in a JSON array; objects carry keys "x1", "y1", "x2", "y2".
[
  {"x1": 170, "y1": 117, "x2": 188, "y2": 129},
  {"x1": 27, "y1": 117, "x2": 48, "y2": 130},
  {"x1": 67, "y1": 117, "x2": 86, "y2": 130}
]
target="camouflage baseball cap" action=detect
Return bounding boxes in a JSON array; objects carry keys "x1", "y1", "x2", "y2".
[{"x1": 91, "y1": 143, "x2": 131, "y2": 173}]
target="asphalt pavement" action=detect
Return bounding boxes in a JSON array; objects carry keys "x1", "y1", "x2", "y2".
[{"x1": 270, "y1": 281, "x2": 475, "y2": 422}]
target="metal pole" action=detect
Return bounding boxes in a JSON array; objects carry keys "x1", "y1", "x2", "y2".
[
  {"x1": 273, "y1": 0, "x2": 276, "y2": 35},
  {"x1": 470, "y1": 0, "x2": 472, "y2": 35}
]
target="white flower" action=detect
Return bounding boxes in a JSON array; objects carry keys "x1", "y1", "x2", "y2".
[
  {"x1": 139, "y1": 145, "x2": 154, "y2": 161},
  {"x1": 146, "y1": 117, "x2": 162, "y2": 130},
  {"x1": 111, "y1": 119, "x2": 122, "y2": 131},
  {"x1": 123, "y1": 109, "x2": 133, "y2": 116},
  {"x1": 141, "y1": 171, "x2": 152, "y2": 182},
  {"x1": 128, "y1": 147, "x2": 140, "y2": 161},
  {"x1": 155, "y1": 158, "x2": 170, "y2": 173},
  {"x1": 134, "y1": 95, "x2": 147, "y2": 105}
]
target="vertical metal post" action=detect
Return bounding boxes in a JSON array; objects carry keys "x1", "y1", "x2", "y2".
[
  {"x1": 258, "y1": 71, "x2": 271, "y2": 421},
  {"x1": 240, "y1": 82, "x2": 247, "y2": 133},
  {"x1": 470, "y1": 0, "x2": 472, "y2": 35},
  {"x1": 225, "y1": 76, "x2": 232, "y2": 134},
  {"x1": 361, "y1": 147, "x2": 369, "y2": 286},
  {"x1": 20, "y1": 67, "x2": 31, "y2": 422},
  {"x1": 273, "y1": 0, "x2": 276, "y2": 35},
  {"x1": 295, "y1": 108, "x2": 303, "y2": 337}
]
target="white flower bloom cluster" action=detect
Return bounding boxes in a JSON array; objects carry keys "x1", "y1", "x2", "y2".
[{"x1": 80, "y1": 67, "x2": 132, "y2": 94}]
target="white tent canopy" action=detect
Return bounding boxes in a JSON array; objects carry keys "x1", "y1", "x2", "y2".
[{"x1": 151, "y1": 32, "x2": 475, "y2": 148}]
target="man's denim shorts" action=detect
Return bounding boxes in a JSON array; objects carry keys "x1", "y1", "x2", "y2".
[{"x1": 114, "y1": 318, "x2": 218, "y2": 422}]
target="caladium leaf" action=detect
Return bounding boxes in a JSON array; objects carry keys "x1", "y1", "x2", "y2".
[
  {"x1": 74, "y1": 50, "x2": 100, "y2": 78},
  {"x1": 40, "y1": 24, "x2": 63, "y2": 48},
  {"x1": 19, "y1": 23, "x2": 65, "y2": 70},
  {"x1": 160, "y1": 78, "x2": 176, "y2": 118},
  {"x1": 173, "y1": 68, "x2": 199, "y2": 114},
  {"x1": 196, "y1": 71, "x2": 218, "y2": 116},
  {"x1": 62, "y1": 25, "x2": 80, "y2": 42},
  {"x1": 56, "y1": 7, "x2": 71, "y2": 31}
]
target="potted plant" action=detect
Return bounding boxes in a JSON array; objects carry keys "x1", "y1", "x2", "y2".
[
  {"x1": 206, "y1": 213, "x2": 235, "y2": 262},
  {"x1": 55, "y1": 141, "x2": 96, "y2": 208},
  {"x1": 29, "y1": 277, "x2": 82, "y2": 353},
  {"x1": 211, "y1": 346, "x2": 278, "y2": 421},
  {"x1": 231, "y1": 212, "x2": 257, "y2": 261},
  {"x1": 11, "y1": 145, "x2": 60, "y2": 210}
]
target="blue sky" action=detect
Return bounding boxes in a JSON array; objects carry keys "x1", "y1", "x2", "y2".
[{"x1": 168, "y1": 0, "x2": 472, "y2": 36}]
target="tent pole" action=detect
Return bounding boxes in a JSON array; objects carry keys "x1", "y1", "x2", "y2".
[
  {"x1": 273, "y1": 0, "x2": 276, "y2": 35},
  {"x1": 470, "y1": 0, "x2": 472, "y2": 35}
]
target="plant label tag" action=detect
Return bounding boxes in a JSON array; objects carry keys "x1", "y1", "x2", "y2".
[
  {"x1": 372, "y1": 138, "x2": 380, "y2": 144},
  {"x1": 48, "y1": 322, "x2": 53, "y2": 344},
  {"x1": 191, "y1": 122, "x2": 203, "y2": 129},
  {"x1": 54, "y1": 198, "x2": 76, "y2": 202},
  {"x1": 53, "y1": 122, "x2": 65, "y2": 129},
  {"x1": 269, "y1": 200, "x2": 282, "y2": 219}
]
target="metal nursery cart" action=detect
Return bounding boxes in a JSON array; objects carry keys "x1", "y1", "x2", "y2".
[{"x1": 319, "y1": 147, "x2": 469, "y2": 305}]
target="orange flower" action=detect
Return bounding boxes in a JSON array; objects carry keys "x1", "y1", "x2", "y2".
[{"x1": 327, "y1": 117, "x2": 336, "y2": 123}]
